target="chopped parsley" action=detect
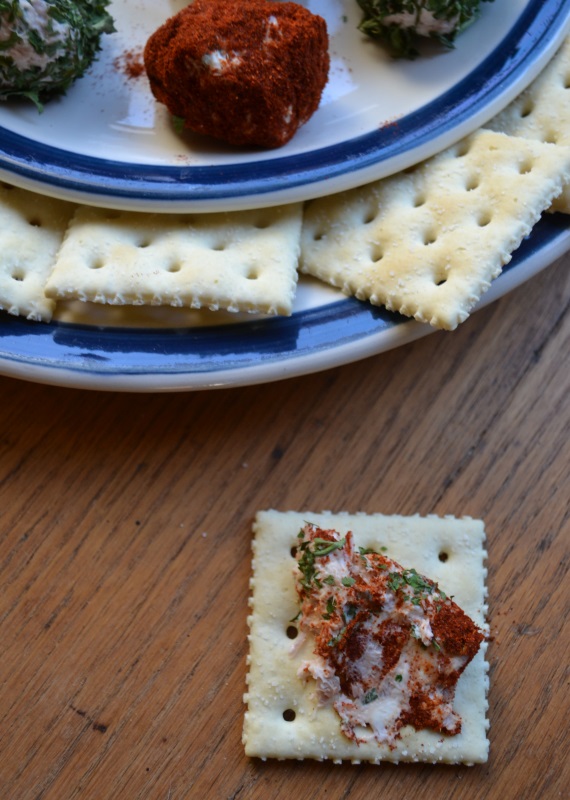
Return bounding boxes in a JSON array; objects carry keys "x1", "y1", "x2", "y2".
[
  {"x1": 363, "y1": 688, "x2": 378, "y2": 704},
  {"x1": 356, "y1": 0, "x2": 496, "y2": 59},
  {"x1": 172, "y1": 115, "x2": 185, "y2": 135},
  {"x1": 387, "y1": 568, "x2": 438, "y2": 605},
  {"x1": 322, "y1": 596, "x2": 336, "y2": 620},
  {"x1": 296, "y1": 530, "x2": 346, "y2": 592},
  {"x1": 343, "y1": 602, "x2": 358, "y2": 623},
  {"x1": 313, "y1": 537, "x2": 346, "y2": 556},
  {"x1": 387, "y1": 572, "x2": 405, "y2": 593},
  {"x1": 327, "y1": 626, "x2": 346, "y2": 647}
]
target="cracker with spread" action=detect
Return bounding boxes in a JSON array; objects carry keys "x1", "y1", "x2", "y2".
[{"x1": 243, "y1": 510, "x2": 489, "y2": 764}]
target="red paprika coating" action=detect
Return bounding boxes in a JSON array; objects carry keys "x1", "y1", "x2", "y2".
[
  {"x1": 296, "y1": 524, "x2": 485, "y2": 743},
  {"x1": 144, "y1": 0, "x2": 330, "y2": 148}
]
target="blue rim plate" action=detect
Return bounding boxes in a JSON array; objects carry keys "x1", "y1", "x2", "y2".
[
  {"x1": 0, "y1": 0, "x2": 569, "y2": 211},
  {"x1": 0, "y1": 214, "x2": 568, "y2": 392}
]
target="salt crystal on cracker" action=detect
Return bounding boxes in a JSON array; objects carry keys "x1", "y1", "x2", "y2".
[
  {"x1": 243, "y1": 510, "x2": 489, "y2": 765},
  {"x1": 45, "y1": 204, "x2": 303, "y2": 316},
  {"x1": 0, "y1": 183, "x2": 75, "y2": 321},
  {"x1": 301, "y1": 129, "x2": 570, "y2": 329},
  {"x1": 487, "y1": 36, "x2": 570, "y2": 213}
]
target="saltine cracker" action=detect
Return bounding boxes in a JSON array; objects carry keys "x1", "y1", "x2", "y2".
[
  {"x1": 0, "y1": 183, "x2": 75, "y2": 321},
  {"x1": 244, "y1": 510, "x2": 489, "y2": 765},
  {"x1": 45, "y1": 204, "x2": 303, "y2": 316},
  {"x1": 487, "y1": 36, "x2": 570, "y2": 213},
  {"x1": 300, "y1": 129, "x2": 570, "y2": 329}
]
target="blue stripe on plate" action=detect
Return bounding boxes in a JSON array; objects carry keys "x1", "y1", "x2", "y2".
[{"x1": 0, "y1": 214, "x2": 567, "y2": 383}]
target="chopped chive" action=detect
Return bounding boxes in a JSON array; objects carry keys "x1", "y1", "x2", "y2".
[{"x1": 363, "y1": 688, "x2": 378, "y2": 704}]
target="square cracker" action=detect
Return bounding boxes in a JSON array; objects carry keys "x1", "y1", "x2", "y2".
[
  {"x1": 300, "y1": 129, "x2": 570, "y2": 329},
  {"x1": 486, "y1": 36, "x2": 570, "y2": 213},
  {"x1": 243, "y1": 510, "x2": 489, "y2": 765},
  {"x1": 0, "y1": 183, "x2": 75, "y2": 321},
  {"x1": 45, "y1": 203, "x2": 303, "y2": 316}
]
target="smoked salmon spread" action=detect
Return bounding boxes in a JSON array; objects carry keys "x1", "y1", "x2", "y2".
[{"x1": 294, "y1": 522, "x2": 484, "y2": 746}]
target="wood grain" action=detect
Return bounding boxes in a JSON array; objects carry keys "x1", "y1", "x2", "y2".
[{"x1": 0, "y1": 254, "x2": 568, "y2": 800}]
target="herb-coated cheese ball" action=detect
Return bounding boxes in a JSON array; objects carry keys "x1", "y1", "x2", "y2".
[{"x1": 0, "y1": 0, "x2": 114, "y2": 111}]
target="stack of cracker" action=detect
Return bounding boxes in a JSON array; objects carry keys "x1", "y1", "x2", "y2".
[{"x1": 1, "y1": 38, "x2": 570, "y2": 330}]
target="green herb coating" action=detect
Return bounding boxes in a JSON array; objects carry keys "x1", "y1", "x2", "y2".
[
  {"x1": 356, "y1": 0, "x2": 495, "y2": 58},
  {"x1": 0, "y1": 0, "x2": 115, "y2": 110}
]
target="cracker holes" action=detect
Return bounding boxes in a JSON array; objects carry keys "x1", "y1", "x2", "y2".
[
  {"x1": 11, "y1": 267, "x2": 25, "y2": 282},
  {"x1": 27, "y1": 217, "x2": 42, "y2": 228},
  {"x1": 311, "y1": 229, "x2": 325, "y2": 242},
  {"x1": 166, "y1": 259, "x2": 182, "y2": 273},
  {"x1": 476, "y1": 210, "x2": 492, "y2": 228},
  {"x1": 422, "y1": 228, "x2": 437, "y2": 246},
  {"x1": 519, "y1": 98, "x2": 535, "y2": 118},
  {"x1": 361, "y1": 203, "x2": 377, "y2": 225},
  {"x1": 89, "y1": 256, "x2": 106, "y2": 270},
  {"x1": 286, "y1": 625, "x2": 298, "y2": 640},
  {"x1": 451, "y1": 140, "x2": 471, "y2": 158},
  {"x1": 564, "y1": 72, "x2": 570, "y2": 90},
  {"x1": 543, "y1": 130, "x2": 559, "y2": 145},
  {"x1": 434, "y1": 275, "x2": 447, "y2": 287},
  {"x1": 137, "y1": 238, "x2": 152, "y2": 249},
  {"x1": 211, "y1": 239, "x2": 228, "y2": 252},
  {"x1": 413, "y1": 191, "x2": 426, "y2": 208},
  {"x1": 438, "y1": 550, "x2": 449, "y2": 562},
  {"x1": 282, "y1": 709, "x2": 296, "y2": 722},
  {"x1": 465, "y1": 173, "x2": 480, "y2": 192},
  {"x1": 253, "y1": 217, "x2": 272, "y2": 230},
  {"x1": 370, "y1": 243, "x2": 384, "y2": 263},
  {"x1": 517, "y1": 158, "x2": 534, "y2": 175}
]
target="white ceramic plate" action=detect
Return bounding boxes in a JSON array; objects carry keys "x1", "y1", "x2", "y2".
[{"x1": 0, "y1": 0, "x2": 569, "y2": 211}]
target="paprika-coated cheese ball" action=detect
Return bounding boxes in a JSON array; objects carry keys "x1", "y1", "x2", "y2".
[{"x1": 144, "y1": 0, "x2": 329, "y2": 148}]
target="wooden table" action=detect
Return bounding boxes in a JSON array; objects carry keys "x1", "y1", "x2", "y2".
[{"x1": 0, "y1": 253, "x2": 568, "y2": 800}]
